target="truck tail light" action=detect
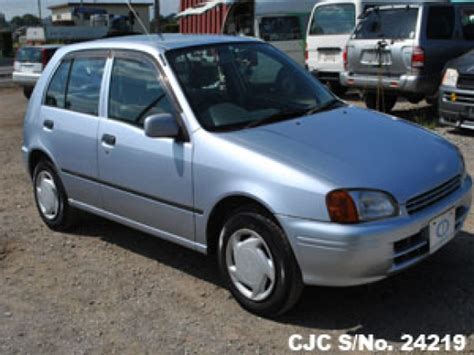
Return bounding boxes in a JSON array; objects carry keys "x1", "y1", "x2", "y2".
[
  {"x1": 411, "y1": 47, "x2": 424, "y2": 69},
  {"x1": 343, "y1": 46, "x2": 348, "y2": 70},
  {"x1": 305, "y1": 42, "x2": 309, "y2": 63},
  {"x1": 41, "y1": 48, "x2": 48, "y2": 69}
]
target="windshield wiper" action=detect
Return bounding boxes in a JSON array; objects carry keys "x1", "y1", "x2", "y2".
[
  {"x1": 245, "y1": 109, "x2": 308, "y2": 129},
  {"x1": 244, "y1": 99, "x2": 345, "y2": 130},
  {"x1": 303, "y1": 99, "x2": 345, "y2": 116}
]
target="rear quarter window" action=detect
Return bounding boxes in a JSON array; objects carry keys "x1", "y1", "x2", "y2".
[
  {"x1": 45, "y1": 60, "x2": 71, "y2": 108},
  {"x1": 310, "y1": 4, "x2": 356, "y2": 35},
  {"x1": 426, "y1": 6, "x2": 454, "y2": 40},
  {"x1": 461, "y1": 7, "x2": 474, "y2": 40},
  {"x1": 353, "y1": 8, "x2": 419, "y2": 40}
]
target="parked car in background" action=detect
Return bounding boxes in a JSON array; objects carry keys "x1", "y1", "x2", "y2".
[
  {"x1": 23, "y1": 35, "x2": 471, "y2": 316},
  {"x1": 341, "y1": 3, "x2": 474, "y2": 112},
  {"x1": 439, "y1": 49, "x2": 474, "y2": 131},
  {"x1": 13, "y1": 45, "x2": 61, "y2": 98},
  {"x1": 178, "y1": 0, "x2": 319, "y2": 67},
  {"x1": 305, "y1": 0, "x2": 431, "y2": 95}
]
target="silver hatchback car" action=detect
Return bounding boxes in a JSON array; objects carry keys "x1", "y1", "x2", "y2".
[{"x1": 23, "y1": 35, "x2": 472, "y2": 316}]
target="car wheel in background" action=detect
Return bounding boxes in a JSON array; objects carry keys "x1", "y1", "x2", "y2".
[
  {"x1": 364, "y1": 92, "x2": 397, "y2": 113},
  {"x1": 33, "y1": 159, "x2": 77, "y2": 231},
  {"x1": 218, "y1": 206, "x2": 303, "y2": 317},
  {"x1": 327, "y1": 81, "x2": 348, "y2": 97},
  {"x1": 426, "y1": 94, "x2": 439, "y2": 117},
  {"x1": 406, "y1": 94, "x2": 424, "y2": 105},
  {"x1": 23, "y1": 87, "x2": 33, "y2": 99}
]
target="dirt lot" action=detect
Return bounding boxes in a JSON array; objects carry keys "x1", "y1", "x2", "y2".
[{"x1": 0, "y1": 87, "x2": 473, "y2": 354}]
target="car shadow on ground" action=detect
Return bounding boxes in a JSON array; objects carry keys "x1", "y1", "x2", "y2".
[{"x1": 70, "y1": 213, "x2": 474, "y2": 342}]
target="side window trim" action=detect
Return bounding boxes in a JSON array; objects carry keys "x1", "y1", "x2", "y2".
[
  {"x1": 107, "y1": 50, "x2": 189, "y2": 141},
  {"x1": 42, "y1": 49, "x2": 108, "y2": 116}
]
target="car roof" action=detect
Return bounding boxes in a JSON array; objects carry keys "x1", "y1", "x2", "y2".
[
  {"x1": 64, "y1": 34, "x2": 260, "y2": 54},
  {"x1": 20, "y1": 44, "x2": 63, "y2": 49}
]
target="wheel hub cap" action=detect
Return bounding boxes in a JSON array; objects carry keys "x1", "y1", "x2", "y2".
[
  {"x1": 226, "y1": 229, "x2": 276, "y2": 302},
  {"x1": 35, "y1": 171, "x2": 59, "y2": 220}
]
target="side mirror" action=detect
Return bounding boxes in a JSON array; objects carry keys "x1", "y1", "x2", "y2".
[{"x1": 144, "y1": 113, "x2": 180, "y2": 139}]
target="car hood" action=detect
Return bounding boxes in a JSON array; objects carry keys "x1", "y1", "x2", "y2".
[
  {"x1": 222, "y1": 106, "x2": 461, "y2": 203},
  {"x1": 447, "y1": 49, "x2": 474, "y2": 74}
]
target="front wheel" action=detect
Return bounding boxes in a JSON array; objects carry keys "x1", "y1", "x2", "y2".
[
  {"x1": 23, "y1": 87, "x2": 33, "y2": 99},
  {"x1": 326, "y1": 81, "x2": 348, "y2": 97},
  {"x1": 218, "y1": 207, "x2": 303, "y2": 317}
]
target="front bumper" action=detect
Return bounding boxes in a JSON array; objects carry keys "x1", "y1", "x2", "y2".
[
  {"x1": 439, "y1": 86, "x2": 474, "y2": 130},
  {"x1": 12, "y1": 71, "x2": 40, "y2": 87},
  {"x1": 277, "y1": 175, "x2": 472, "y2": 287},
  {"x1": 340, "y1": 72, "x2": 437, "y2": 95}
]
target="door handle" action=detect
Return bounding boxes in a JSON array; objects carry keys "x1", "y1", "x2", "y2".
[
  {"x1": 43, "y1": 120, "x2": 54, "y2": 130},
  {"x1": 101, "y1": 134, "x2": 116, "y2": 146}
]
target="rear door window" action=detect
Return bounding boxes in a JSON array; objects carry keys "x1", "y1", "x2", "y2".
[
  {"x1": 45, "y1": 60, "x2": 71, "y2": 108},
  {"x1": 426, "y1": 6, "x2": 454, "y2": 40},
  {"x1": 353, "y1": 8, "x2": 419, "y2": 40},
  {"x1": 461, "y1": 7, "x2": 474, "y2": 40},
  {"x1": 259, "y1": 16, "x2": 302, "y2": 41},
  {"x1": 108, "y1": 57, "x2": 173, "y2": 127},
  {"x1": 65, "y1": 57, "x2": 106, "y2": 116},
  {"x1": 310, "y1": 4, "x2": 356, "y2": 35}
]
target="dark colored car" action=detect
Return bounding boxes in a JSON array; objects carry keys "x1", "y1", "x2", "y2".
[{"x1": 439, "y1": 50, "x2": 474, "y2": 131}]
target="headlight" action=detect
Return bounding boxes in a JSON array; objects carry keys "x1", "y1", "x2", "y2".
[
  {"x1": 442, "y1": 68, "x2": 459, "y2": 87},
  {"x1": 326, "y1": 189, "x2": 398, "y2": 223}
]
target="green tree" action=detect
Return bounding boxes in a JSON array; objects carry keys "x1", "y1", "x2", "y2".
[
  {"x1": 22, "y1": 14, "x2": 41, "y2": 27},
  {"x1": 9, "y1": 14, "x2": 41, "y2": 30}
]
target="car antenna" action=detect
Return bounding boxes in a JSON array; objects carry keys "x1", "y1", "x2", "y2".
[{"x1": 125, "y1": 0, "x2": 162, "y2": 39}]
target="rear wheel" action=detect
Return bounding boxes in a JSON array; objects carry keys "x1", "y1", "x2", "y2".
[
  {"x1": 364, "y1": 92, "x2": 397, "y2": 113},
  {"x1": 33, "y1": 160, "x2": 77, "y2": 231},
  {"x1": 326, "y1": 81, "x2": 347, "y2": 97},
  {"x1": 218, "y1": 207, "x2": 303, "y2": 317},
  {"x1": 23, "y1": 87, "x2": 33, "y2": 99}
]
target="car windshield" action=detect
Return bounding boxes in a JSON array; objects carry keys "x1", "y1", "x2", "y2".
[
  {"x1": 166, "y1": 42, "x2": 336, "y2": 132},
  {"x1": 353, "y1": 8, "x2": 419, "y2": 40}
]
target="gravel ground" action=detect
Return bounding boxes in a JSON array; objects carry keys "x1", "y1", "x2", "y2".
[{"x1": 0, "y1": 87, "x2": 473, "y2": 354}]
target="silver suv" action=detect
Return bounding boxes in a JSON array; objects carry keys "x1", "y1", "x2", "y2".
[
  {"x1": 341, "y1": 3, "x2": 474, "y2": 112},
  {"x1": 23, "y1": 35, "x2": 472, "y2": 316}
]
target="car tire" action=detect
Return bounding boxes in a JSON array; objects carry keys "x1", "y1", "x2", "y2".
[
  {"x1": 23, "y1": 87, "x2": 33, "y2": 99},
  {"x1": 218, "y1": 206, "x2": 304, "y2": 317},
  {"x1": 364, "y1": 92, "x2": 397, "y2": 113},
  {"x1": 327, "y1": 81, "x2": 347, "y2": 97},
  {"x1": 33, "y1": 159, "x2": 77, "y2": 231}
]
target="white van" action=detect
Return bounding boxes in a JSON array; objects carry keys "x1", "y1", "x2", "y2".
[
  {"x1": 178, "y1": 0, "x2": 320, "y2": 67},
  {"x1": 223, "y1": 1, "x2": 320, "y2": 66},
  {"x1": 305, "y1": 0, "x2": 442, "y2": 95}
]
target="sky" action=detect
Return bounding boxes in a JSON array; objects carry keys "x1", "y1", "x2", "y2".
[{"x1": 0, "y1": 0, "x2": 180, "y2": 20}]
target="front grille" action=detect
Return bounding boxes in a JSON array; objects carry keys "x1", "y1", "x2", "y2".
[
  {"x1": 442, "y1": 91, "x2": 474, "y2": 106},
  {"x1": 393, "y1": 231, "x2": 429, "y2": 269},
  {"x1": 406, "y1": 175, "x2": 461, "y2": 215},
  {"x1": 457, "y1": 74, "x2": 474, "y2": 90}
]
